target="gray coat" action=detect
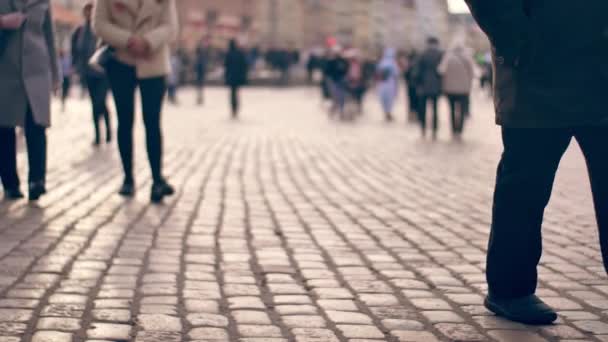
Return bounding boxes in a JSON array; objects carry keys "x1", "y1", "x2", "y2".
[{"x1": 0, "y1": 0, "x2": 59, "y2": 128}]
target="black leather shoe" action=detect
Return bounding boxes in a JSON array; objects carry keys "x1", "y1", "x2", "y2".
[
  {"x1": 118, "y1": 181, "x2": 135, "y2": 197},
  {"x1": 485, "y1": 294, "x2": 558, "y2": 325},
  {"x1": 4, "y1": 188, "x2": 24, "y2": 200},
  {"x1": 151, "y1": 180, "x2": 175, "y2": 203},
  {"x1": 28, "y1": 183, "x2": 46, "y2": 201}
]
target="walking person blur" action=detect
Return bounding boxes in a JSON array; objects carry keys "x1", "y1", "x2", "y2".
[
  {"x1": 344, "y1": 49, "x2": 365, "y2": 115},
  {"x1": 466, "y1": 0, "x2": 608, "y2": 325},
  {"x1": 71, "y1": 2, "x2": 111, "y2": 146},
  {"x1": 167, "y1": 52, "x2": 180, "y2": 105},
  {"x1": 403, "y1": 51, "x2": 419, "y2": 123},
  {"x1": 376, "y1": 48, "x2": 400, "y2": 122},
  {"x1": 59, "y1": 50, "x2": 73, "y2": 112},
  {"x1": 324, "y1": 46, "x2": 349, "y2": 118},
  {"x1": 224, "y1": 39, "x2": 248, "y2": 119},
  {"x1": 93, "y1": 0, "x2": 178, "y2": 203},
  {"x1": 414, "y1": 37, "x2": 444, "y2": 138},
  {"x1": 194, "y1": 38, "x2": 210, "y2": 105},
  {"x1": 438, "y1": 40, "x2": 475, "y2": 138},
  {"x1": 0, "y1": 0, "x2": 59, "y2": 201}
]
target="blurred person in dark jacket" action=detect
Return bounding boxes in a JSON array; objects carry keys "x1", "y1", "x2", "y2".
[
  {"x1": 194, "y1": 38, "x2": 210, "y2": 105},
  {"x1": 71, "y1": 2, "x2": 111, "y2": 146},
  {"x1": 224, "y1": 39, "x2": 248, "y2": 119},
  {"x1": 466, "y1": 0, "x2": 608, "y2": 325},
  {"x1": 323, "y1": 46, "x2": 349, "y2": 118},
  {"x1": 414, "y1": 37, "x2": 443, "y2": 138}
]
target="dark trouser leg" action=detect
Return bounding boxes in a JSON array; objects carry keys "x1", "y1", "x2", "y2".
[
  {"x1": 24, "y1": 108, "x2": 46, "y2": 186},
  {"x1": 575, "y1": 127, "x2": 608, "y2": 273},
  {"x1": 417, "y1": 96, "x2": 428, "y2": 134},
  {"x1": 230, "y1": 85, "x2": 239, "y2": 116},
  {"x1": 139, "y1": 76, "x2": 166, "y2": 184},
  {"x1": 408, "y1": 86, "x2": 418, "y2": 112},
  {"x1": 87, "y1": 76, "x2": 111, "y2": 143},
  {"x1": 100, "y1": 79, "x2": 111, "y2": 141},
  {"x1": 106, "y1": 61, "x2": 137, "y2": 183},
  {"x1": 431, "y1": 96, "x2": 439, "y2": 137},
  {"x1": 459, "y1": 95, "x2": 469, "y2": 132},
  {"x1": 448, "y1": 95, "x2": 457, "y2": 134},
  {"x1": 62, "y1": 77, "x2": 71, "y2": 105},
  {"x1": 0, "y1": 126, "x2": 19, "y2": 190},
  {"x1": 487, "y1": 128, "x2": 571, "y2": 299},
  {"x1": 197, "y1": 77, "x2": 205, "y2": 104}
]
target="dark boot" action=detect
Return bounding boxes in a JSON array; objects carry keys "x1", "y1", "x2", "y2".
[{"x1": 485, "y1": 294, "x2": 558, "y2": 325}]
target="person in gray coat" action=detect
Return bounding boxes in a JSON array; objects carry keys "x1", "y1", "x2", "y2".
[
  {"x1": 0, "y1": 0, "x2": 59, "y2": 201},
  {"x1": 438, "y1": 41, "x2": 475, "y2": 137}
]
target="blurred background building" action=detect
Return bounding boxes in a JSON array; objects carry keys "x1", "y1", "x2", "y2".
[
  {"x1": 47, "y1": 0, "x2": 488, "y2": 54},
  {"x1": 176, "y1": 0, "x2": 487, "y2": 54}
]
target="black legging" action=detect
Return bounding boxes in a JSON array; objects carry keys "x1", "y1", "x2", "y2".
[
  {"x1": 86, "y1": 76, "x2": 111, "y2": 143},
  {"x1": 106, "y1": 60, "x2": 166, "y2": 184}
]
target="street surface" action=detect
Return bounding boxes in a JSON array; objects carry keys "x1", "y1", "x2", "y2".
[{"x1": 0, "y1": 87, "x2": 604, "y2": 342}]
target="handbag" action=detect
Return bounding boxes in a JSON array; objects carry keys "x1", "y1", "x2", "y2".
[{"x1": 88, "y1": 45, "x2": 115, "y2": 73}]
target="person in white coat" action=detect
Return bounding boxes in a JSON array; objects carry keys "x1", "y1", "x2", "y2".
[
  {"x1": 93, "y1": 0, "x2": 178, "y2": 203},
  {"x1": 376, "y1": 48, "x2": 400, "y2": 122}
]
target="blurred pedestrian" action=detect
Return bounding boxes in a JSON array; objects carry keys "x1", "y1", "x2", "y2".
[
  {"x1": 414, "y1": 37, "x2": 444, "y2": 138},
  {"x1": 194, "y1": 38, "x2": 210, "y2": 105},
  {"x1": 306, "y1": 50, "x2": 320, "y2": 84},
  {"x1": 93, "y1": 0, "x2": 178, "y2": 203},
  {"x1": 324, "y1": 46, "x2": 349, "y2": 117},
  {"x1": 376, "y1": 48, "x2": 400, "y2": 122},
  {"x1": 467, "y1": 0, "x2": 608, "y2": 325},
  {"x1": 403, "y1": 51, "x2": 419, "y2": 123},
  {"x1": 344, "y1": 49, "x2": 366, "y2": 115},
  {"x1": 0, "y1": 0, "x2": 59, "y2": 201},
  {"x1": 167, "y1": 52, "x2": 180, "y2": 105},
  {"x1": 59, "y1": 50, "x2": 73, "y2": 112},
  {"x1": 438, "y1": 40, "x2": 475, "y2": 138},
  {"x1": 224, "y1": 39, "x2": 248, "y2": 119},
  {"x1": 71, "y1": 2, "x2": 111, "y2": 146}
]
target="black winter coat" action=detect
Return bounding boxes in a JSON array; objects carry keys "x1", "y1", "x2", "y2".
[
  {"x1": 224, "y1": 48, "x2": 248, "y2": 87},
  {"x1": 466, "y1": 0, "x2": 608, "y2": 127},
  {"x1": 414, "y1": 47, "x2": 443, "y2": 96}
]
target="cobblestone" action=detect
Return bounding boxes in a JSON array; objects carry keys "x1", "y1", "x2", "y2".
[{"x1": 0, "y1": 88, "x2": 606, "y2": 341}]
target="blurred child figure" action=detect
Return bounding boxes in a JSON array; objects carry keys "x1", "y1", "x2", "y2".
[
  {"x1": 59, "y1": 50, "x2": 72, "y2": 112},
  {"x1": 376, "y1": 48, "x2": 400, "y2": 122},
  {"x1": 167, "y1": 53, "x2": 181, "y2": 105}
]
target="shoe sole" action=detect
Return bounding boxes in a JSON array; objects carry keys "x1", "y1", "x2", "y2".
[{"x1": 484, "y1": 298, "x2": 557, "y2": 325}]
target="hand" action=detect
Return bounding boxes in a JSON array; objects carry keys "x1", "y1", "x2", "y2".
[
  {"x1": 0, "y1": 12, "x2": 26, "y2": 30},
  {"x1": 127, "y1": 36, "x2": 151, "y2": 58},
  {"x1": 52, "y1": 80, "x2": 60, "y2": 95}
]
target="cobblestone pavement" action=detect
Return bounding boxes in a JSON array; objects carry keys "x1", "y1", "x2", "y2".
[{"x1": 0, "y1": 87, "x2": 604, "y2": 342}]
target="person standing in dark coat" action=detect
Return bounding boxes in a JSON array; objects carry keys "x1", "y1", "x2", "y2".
[
  {"x1": 414, "y1": 37, "x2": 443, "y2": 138},
  {"x1": 71, "y1": 2, "x2": 111, "y2": 146},
  {"x1": 224, "y1": 39, "x2": 248, "y2": 119},
  {"x1": 0, "y1": 0, "x2": 59, "y2": 201},
  {"x1": 194, "y1": 38, "x2": 210, "y2": 105},
  {"x1": 466, "y1": 0, "x2": 608, "y2": 325},
  {"x1": 403, "y1": 51, "x2": 419, "y2": 123}
]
